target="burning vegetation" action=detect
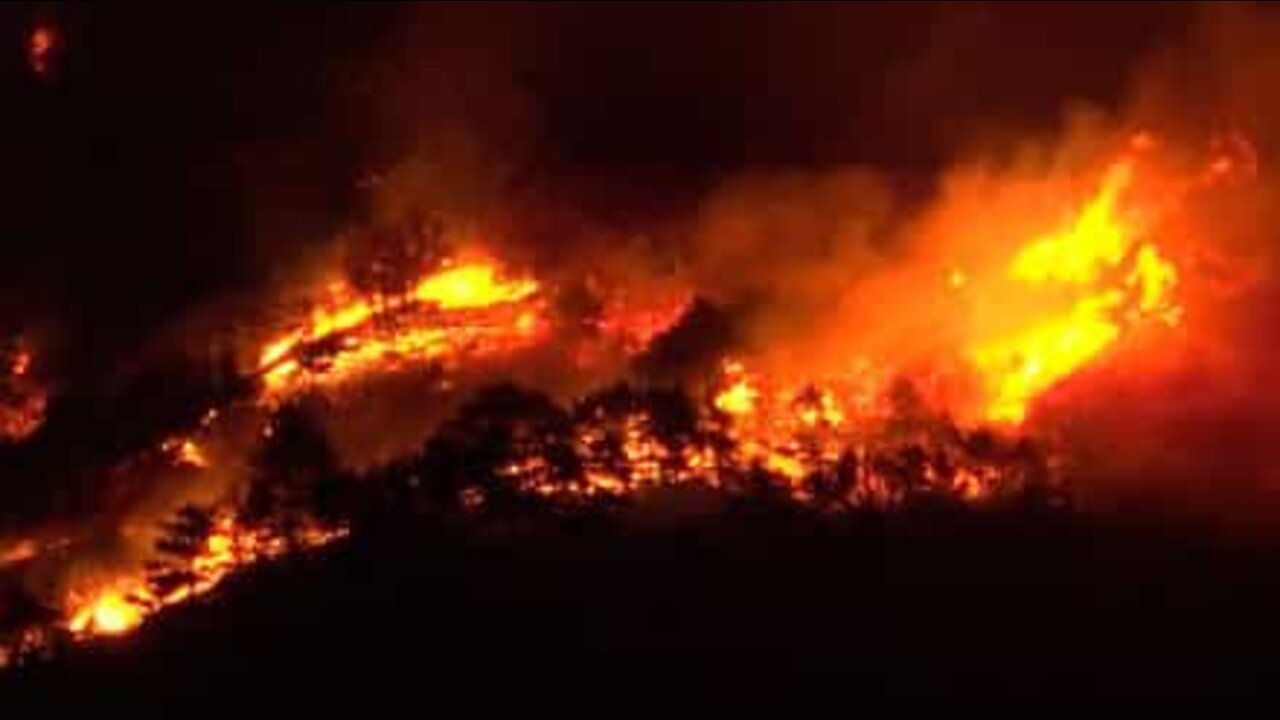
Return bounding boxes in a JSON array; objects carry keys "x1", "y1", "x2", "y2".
[
  {"x1": 255, "y1": 258, "x2": 545, "y2": 402},
  {"x1": 65, "y1": 513, "x2": 345, "y2": 640},
  {"x1": 0, "y1": 123, "x2": 1260, "y2": 673}
]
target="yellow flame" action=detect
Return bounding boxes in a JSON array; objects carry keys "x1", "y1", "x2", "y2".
[
  {"x1": 968, "y1": 158, "x2": 1181, "y2": 424},
  {"x1": 971, "y1": 298, "x2": 1123, "y2": 424},
  {"x1": 412, "y1": 263, "x2": 538, "y2": 310},
  {"x1": 1008, "y1": 161, "x2": 1133, "y2": 285},
  {"x1": 714, "y1": 378, "x2": 758, "y2": 416},
  {"x1": 68, "y1": 590, "x2": 143, "y2": 637},
  {"x1": 1127, "y1": 244, "x2": 1181, "y2": 322}
]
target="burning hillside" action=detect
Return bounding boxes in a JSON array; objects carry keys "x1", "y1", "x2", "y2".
[{"x1": 1, "y1": 128, "x2": 1249, "y2": 668}]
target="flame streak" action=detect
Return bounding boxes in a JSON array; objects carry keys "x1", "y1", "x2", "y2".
[{"x1": 258, "y1": 260, "x2": 544, "y2": 400}]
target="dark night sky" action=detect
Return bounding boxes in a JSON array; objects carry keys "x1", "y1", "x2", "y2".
[{"x1": 0, "y1": 2, "x2": 1196, "y2": 386}]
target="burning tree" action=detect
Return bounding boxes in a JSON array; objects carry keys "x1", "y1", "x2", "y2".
[{"x1": 397, "y1": 375, "x2": 1062, "y2": 519}]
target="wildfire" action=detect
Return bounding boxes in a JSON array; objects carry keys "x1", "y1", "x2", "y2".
[
  {"x1": 258, "y1": 258, "x2": 545, "y2": 401},
  {"x1": 0, "y1": 133, "x2": 1243, "y2": 671}
]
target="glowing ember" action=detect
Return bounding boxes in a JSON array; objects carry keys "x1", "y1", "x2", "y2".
[
  {"x1": 161, "y1": 437, "x2": 210, "y2": 469},
  {"x1": 0, "y1": 340, "x2": 46, "y2": 442},
  {"x1": 0, "y1": 539, "x2": 38, "y2": 568},
  {"x1": 27, "y1": 25, "x2": 56, "y2": 77},
  {"x1": 10, "y1": 350, "x2": 30, "y2": 377}
]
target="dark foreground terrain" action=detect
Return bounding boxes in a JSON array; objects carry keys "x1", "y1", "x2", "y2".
[{"x1": 6, "y1": 501, "x2": 1280, "y2": 705}]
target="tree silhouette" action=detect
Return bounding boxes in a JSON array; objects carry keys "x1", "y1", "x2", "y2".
[
  {"x1": 244, "y1": 402, "x2": 339, "y2": 543},
  {"x1": 420, "y1": 383, "x2": 580, "y2": 516},
  {"x1": 633, "y1": 297, "x2": 737, "y2": 387},
  {"x1": 805, "y1": 450, "x2": 859, "y2": 512},
  {"x1": 641, "y1": 386, "x2": 702, "y2": 475},
  {"x1": 148, "y1": 504, "x2": 215, "y2": 600}
]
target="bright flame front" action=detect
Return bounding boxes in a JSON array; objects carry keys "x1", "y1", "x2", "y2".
[{"x1": 967, "y1": 155, "x2": 1182, "y2": 424}]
